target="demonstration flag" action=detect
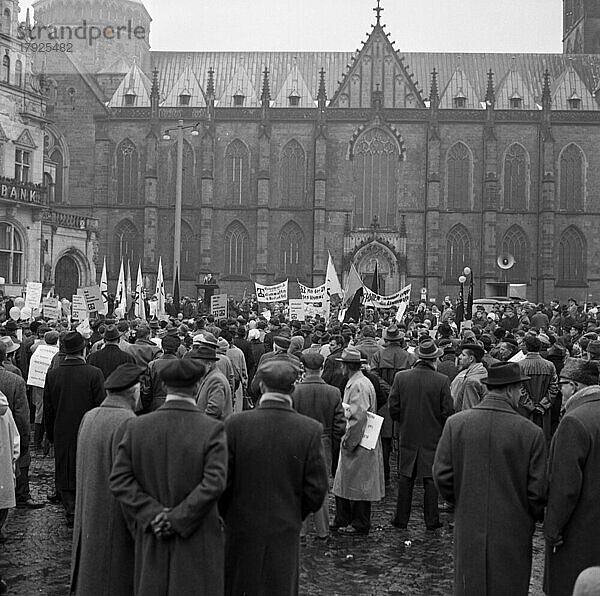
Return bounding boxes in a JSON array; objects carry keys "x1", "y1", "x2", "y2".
[
  {"x1": 173, "y1": 266, "x2": 181, "y2": 313},
  {"x1": 155, "y1": 257, "x2": 166, "y2": 318},
  {"x1": 341, "y1": 263, "x2": 364, "y2": 323},
  {"x1": 455, "y1": 284, "x2": 465, "y2": 329},
  {"x1": 326, "y1": 252, "x2": 343, "y2": 297},
  {"x1": 126, "y1": 261, "x2": 133, "y2": 313},
  {"x1": 134, "y1": 262, "x2": 146, "y2": 320},
  {"x1": 115, "y1": 260, "x2": 127, "y2": 317},
  {"x1": 465, "y1": 272, "x2": 474, "y2": 321},
  {"x1": 99, "y1": 257, "x2": 108, "y2": 315},
  {"x1": 367, "y1": 263, "x2": 380, "y2": 323},
  {"x1": 394, "y1": 284, "x2": 413, "y2": 323}
]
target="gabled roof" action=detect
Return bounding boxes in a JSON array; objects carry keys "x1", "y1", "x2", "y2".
[
  {"x1": 551, "y1": 63, "x2": 596, "y2": 110},
  {"x1": 439, "y1": 62, "x2": 481, "y2": 109},
  {"x1": 273, "y1": 59, "x2": 314, "y2": 107},
  {"x1": 14, "y1": 129, "x2": 37, "y2": 148},
  {"x1": 218, "y1": 58, "x2": 259, "y2": 107},
  {"x1": 495, "y1": 60, "x2": 537, "y2": 109},
  {"x1": 161, "y1": 59, "x2": 206, "y2": 107},
  {"x1": 328, "y1": 21, "x2": 424, "y2": 108},
  {"x1": 98, "y1": 57, "x2": 131, "y2": 75},
  {"x1": 107, "y1": 61, "x2": 152, "y2": 107}
]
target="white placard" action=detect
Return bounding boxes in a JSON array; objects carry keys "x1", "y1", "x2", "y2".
[
  {"x1": 211, "y1": 294, "x2": 228, "y2": 319},
  {"x1": 359, "y1": 411, "x2": 384, "y2": 451},
  {"x1": 25, "y1": 282, "x2": 43, "y2": 310},
  {"x1": 26, "y1": 345, "x2": 59, "y2": 388},
  {"x1": 42, "y1": 297, "x2": 60, "y2": 320},
  {"x1": 78, "y1": 285, "x2": 103, "y2": 313},
  {"x1": 289, "y1": 299, "x2": 306, "y2": 321},
  {"x1": 72, "y1": 294, "x2": 88, "y2": 322},
  {"x1": 255, "y1": 280, "x2": 288, "y2": 303},
  {"x1": 261, "y1": 310, "x2": 271, "y2": 322}
]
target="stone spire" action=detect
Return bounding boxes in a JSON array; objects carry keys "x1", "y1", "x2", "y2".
[
  {"x1": 373, "y1": 0, "x2": 383, "y2": 27},
  {"x1": 317, "y1": 68, "x2": 327, "y2": 108},
  {"x1": 485, "y1": 69, "x2": 495, "y2": 107},
  {"x1": 150, "y1": 67, "x2": 159, "y2": 116},
  {"x1": 206, "y1": 67, "x2": 215, "y2": 105},
  {"x1": 261, "y1": 68, "x2": 271, "y2": 107},
  {"x1": 429, "y1": 68, "x2": 439, "y2": 108},
  {"x1": 542, "y1": 69, "x2": 552, "y2": 109}
]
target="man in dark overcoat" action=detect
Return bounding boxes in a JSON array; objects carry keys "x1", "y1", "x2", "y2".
[
  {"x1": 139, "y1": 334, "x2": 181, "y2": 412},
  {"x1": 544, "y1": 358, "x2": 600, "y2": 596},
  {"x1": 71, "y1": 363, "x2": 145, "y2": 596},
  {"x1": 292, "y1": 352, "x2": 345, "y2": 538},
  {"x1": 388, "y1": 339, "x2": 454, "y2": 529},
  {"x1": 44, "y1": 331, "x2": 105, "y2": 527},
  {"x1": 221, "y1": 360, "x2": 328, "y2": 596},
  {"x1": 87, "y1": 325, "x2": 135, "y2": 380},
  {"x1": 433, "y1": 362, "x2": 547, "y2": 596},
  {"x1": 110, "y1": 358, "x2": 227, "y2": 596}
]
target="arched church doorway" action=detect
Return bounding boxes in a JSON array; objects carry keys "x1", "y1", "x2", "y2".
[
  {"x1": 354, "y1": 241, "x2": 400, "y2": 295},
  {"x1": 54, "y1": 255, "x2": 80, "y2": 299}
]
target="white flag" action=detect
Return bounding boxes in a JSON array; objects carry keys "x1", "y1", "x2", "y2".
[
  {"x1": 394, "y1": 284, "x2": 413, "y2": 323},
  {"x1": 126, "y1": 261, "x2": 133, "y2": 313},
  {"x1": 155, "y1": 257, "x2": 166, "y2": 319},
  {"x1": 99, "y1": 257, "x2": 108, "y2": 315},
  {"x1": 134, "y1": 262, "x2": 146, "y2": 320},
  {"x1": 115, "y1": 260, "x2": 127, "y2": 318},
  {"x1": 326, "y1": 252, "x2": 343, "y2": 297}
]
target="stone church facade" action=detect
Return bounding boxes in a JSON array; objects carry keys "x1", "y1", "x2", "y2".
[{"x1": 24, "y1": 0, "x2": 600, "y2": 303}]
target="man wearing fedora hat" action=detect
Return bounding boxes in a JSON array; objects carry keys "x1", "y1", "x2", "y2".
[
  {"x1": 110, "y1": 358, "x2": 227, "y2": 595},
  {"x1": 433, "y1": 362, "x2": 547, "y2": 595},
  {"x1": 544, "y1": 358, "x2": 600, "y2": 596},
  {"x1": 388, "y1": 338, "x2": 453, "y2": 530},
  {"x1": 71, "y1": 363, "x2": 145, "y2": 596},
  {"x1": 332, "y1": 347, "x2": 385, "y2": 535},
  {"x1": 44, "y1": 331, "x2": 106, "y2": 527},
  {"x1": 87, "y1": 325, "x2": 135, "y2": 380},
  {"x1": 450, "y1": 342, "x2": 487, "y2": 411},
  {"x1": 193, "y1": 343, "x2": 233, "y2": 421}
]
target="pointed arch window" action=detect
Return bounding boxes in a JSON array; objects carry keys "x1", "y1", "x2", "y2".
[
  {"x1": 169, "y1": 140, "x2": 195, "y2": 205},
  {"x1": 280, "y1": 140, "x2": 306, "y2": 206},
  {"x1": 280, "y1": 223, "x2": 304, "y2": 278},
  {"x1": 116, "y1": 139, "x2": 138, "y2": 205},
  {"x1": 0, "y1": 223, "x2": 23, "y2": 284},
  {"x1": 225, "y1": 140, "x2": 250, "y2": 205},
  {"x1": 501, "y1": 226, "x2": 529, "y2": 283},
  {"x1": 114, "y1": 220, "x2": 140, "y2": 272},
  {"x1": 445, "y1": 225, "x2": 472, "y2": 282},
  {"x1": 503, "y1": 144, "x2": 528, "y2": 210},
  {"x1": 14, "y1": 60, "x2": 22, "y2": 87},
  {"x1": 559, "y1": 144, "x2": 584, "y2": 211},
  {"x1": 353, "y1": 128, "x2": 398, "y2": 228},
  {"x1": 446, "y1": 142, "x2": 472, "y2": 210},
  {"x1": 558, "y1": 226, "x2": 586, "y2": 285},
  {"x1": 2, "y1": 9, "x2": 10, "y2": 36},
  {"x1": 224, "y1": 222, "x2": 250, "y2": 277},
  {"x1": 49, "y1": 148, "x2": 64, "y2": 203},
  {"x1": 1, "y1": 55, "x2": 9, "y2": 84}
]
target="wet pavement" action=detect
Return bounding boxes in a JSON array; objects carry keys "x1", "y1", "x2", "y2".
[{"x1": 2, "y1": 451, "x2": 545, "y2": 595}]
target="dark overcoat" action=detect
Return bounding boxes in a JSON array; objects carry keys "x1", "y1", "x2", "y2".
[
  {"x1": 389, "y1": 360, "x2": 454, "y2": 478},
  {"x1": 544, "y1": 386, "x2": 600, "y2": 596},
  {"x1": 433, "y1": 394, "x2": 547, "y2": 596},
  {"x1": 44, "y1": 358, "x2": 106, "y2": 490},
  {"x1": 0, "y1": 368, "x2": 30, "y2": 469},
  {"x1": 110, "y1": 400, "x2": 227, "y2": 596},
  {"x1": 70, "y1": 396, "x2": 136, "y2": 596},
  {"x1": 87, "y1": 344, "x2": 135, "y2": 380},
  {"x1": 220, "y1": 400, "x2": 328, "y2": 596}
]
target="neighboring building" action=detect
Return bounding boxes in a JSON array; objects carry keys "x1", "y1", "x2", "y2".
[
  {"x1": 0, "y1": 0, "x2": 97, "y2": 299},
  {"x1": 26, "y1": 0, "x2": 600, "y2": 302}
]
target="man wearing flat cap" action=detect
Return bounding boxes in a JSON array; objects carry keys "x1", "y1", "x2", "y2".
[
  {"x1": 450, "y1": 342, "x2": 487, "y2": 411},
  {"x1": 87, "y1": 325, "x2": 135, "y2": 380},
  {"x1": 545, "y1": 358, "x2": 600, "y2": 596},
  {"x1": 221, "y1": 360, "x2": 328, "y2": 596},
  {"x1": 44, "y1": 331, "x2": 106, "y2": 527},
  {"x1": 433, "y1": 362, "x2": 547, "y2": 595},
  {"x1": 389, "y1": 339, "x2": 453, "y2": 531},
  {"x1": 110, "y1": 358, "x2": 227, "y2": 595},
  {"x1": 292, "y1": 352, "x2": 345, "y2": 539},
  {"x1": 71, "y1": 363, "x2": 145, "y2": 596}
]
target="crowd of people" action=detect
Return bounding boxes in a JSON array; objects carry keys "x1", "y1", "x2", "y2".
[{"x1": 0, "y1": 293, "x2": 598, "y2": 594}]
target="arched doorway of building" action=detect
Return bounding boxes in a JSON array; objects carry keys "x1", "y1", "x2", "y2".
[
  {"x1": 54, "y1": 255, "x2": 80, "y2": 300},
  {"x1": 353, "y1": 241, "x2": 400, "y2": 295}
]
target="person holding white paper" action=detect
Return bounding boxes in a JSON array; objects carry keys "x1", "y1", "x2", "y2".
[{"x1": 332, "y1": 347, "x2": 384, "y2": 536}]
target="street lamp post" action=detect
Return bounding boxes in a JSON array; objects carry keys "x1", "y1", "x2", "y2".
[{"x1": 162, "y1": 120, "x2": 199, "y2": 294}]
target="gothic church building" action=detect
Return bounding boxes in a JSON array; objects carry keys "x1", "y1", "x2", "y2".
[{"x1": 24, "y1": 0, "x2": 600, "y2": 302}]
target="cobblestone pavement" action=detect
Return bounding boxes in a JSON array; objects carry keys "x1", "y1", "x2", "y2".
[{"x1": 1, "y1": 452, "x2": 546, "y2": 595}]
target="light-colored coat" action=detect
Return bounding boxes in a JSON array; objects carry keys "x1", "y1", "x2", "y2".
[
  {"x1": 70, "y1": 396, "x2": 136, "y2": 596},
  {"x1": 333, "y1": 370, "x2": 385, "y2": 502},
  {"x1": 450, "y1": 362, "x2": 487, "y2": 411},
  {"x1": 196, "y1": 367, "x2": 233, "y2": 420},
  {"x1": 433, "y1": 393, "x2": 547, "y2": 596},
  {"x1": 0, "y1": 403, "x2": 19, "y2": 509}
]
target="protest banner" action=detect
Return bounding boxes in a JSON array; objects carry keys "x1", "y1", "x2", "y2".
[
  {"x1": 72, "y1": 294, "x2": 88, "y2": 322},
  {"x1": 363, "y1": 284, "x2": 412, "y2": 309},
  {"x1": 42, "y1": 297, "x2": 60, "y2": 320},
  {"x1": 25, "y1": 282, "x2": 43, "y2": 310},
  {"x1": 77, "y1": 285, "x2": 103, "y2": 313},
  {"x1": 26, "y1": 344, "x2": 59, "y2": 388},
  {"x1": 298, "y1": 282, "x2": 327, "y2": 317},
  {"x1": 211, "y1": 294, "x2": 228, "y2": 319},
  {"x1": 255, "y1": 280, "x2": 288, "y2": 303},
  {"x1": 289, "y1": 299, "x2": 306, "y2": 321}
]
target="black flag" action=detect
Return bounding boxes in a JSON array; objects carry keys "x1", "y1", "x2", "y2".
[
  {"x1": 173, "y1": 266, "x2": 181, "y2": 314},
  {"x1": 466, "y1": 273, "x2": 474, "y2": 320}
]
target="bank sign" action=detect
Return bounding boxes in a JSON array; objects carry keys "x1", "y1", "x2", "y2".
[{"x1": 0, "y1": 181, "x2": 42, "y2": 203}]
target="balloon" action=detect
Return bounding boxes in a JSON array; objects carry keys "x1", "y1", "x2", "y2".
[
  {"x1": 9, "y1": 307, "x2": 20, "y2": 321},
  {"x1": 20, "y1": 306, "x2": 32, "y2": 320},
  {"x1": 14, "y1": 297, "x2": 25, "y2": 308},
  {"x1": 114, "y1": 308, "x2": 124, "y2": 320}
]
